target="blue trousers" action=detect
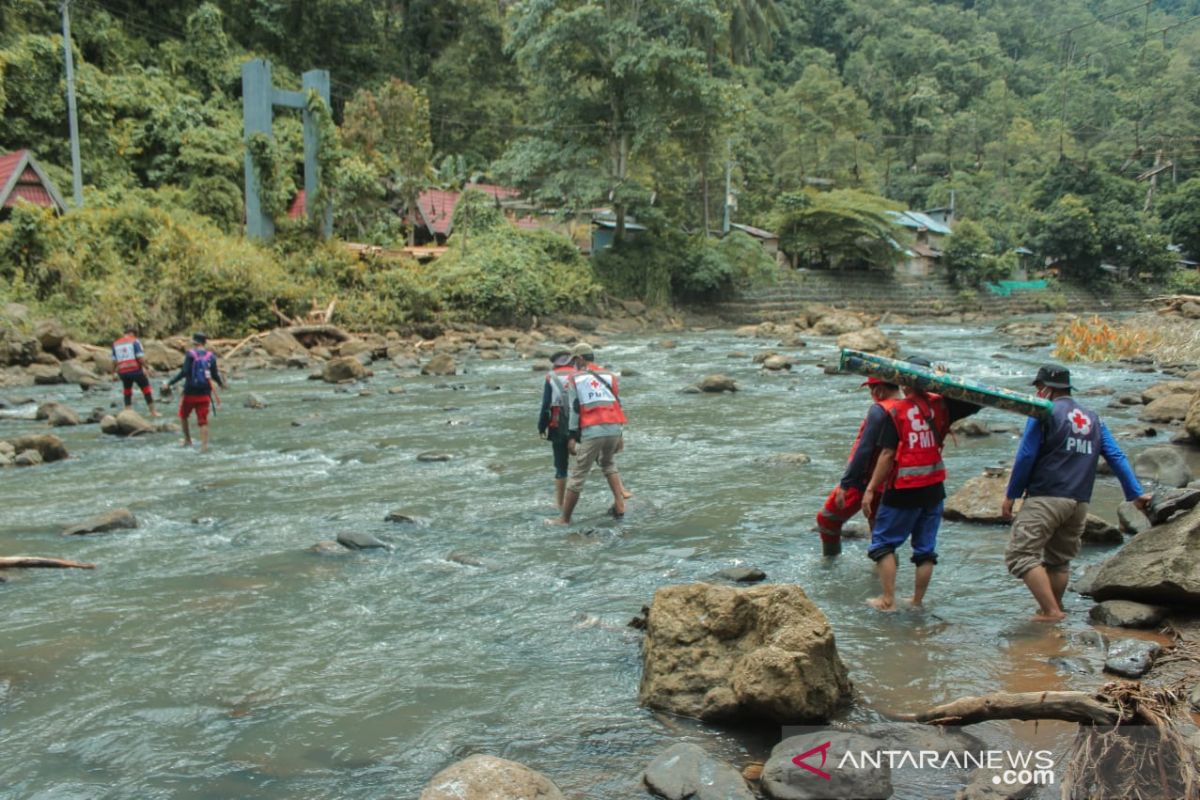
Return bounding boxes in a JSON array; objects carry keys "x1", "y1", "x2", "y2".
[{"x1": 867, "y1": 501, "x2": 942, "y2": 566}]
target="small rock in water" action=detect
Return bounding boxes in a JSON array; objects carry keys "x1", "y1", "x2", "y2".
[
  {"x1": 417, "y1": 452, "x2": 452, "y2": 462},
  {"x1": 14, "y1": 449, "x2": 42, "y2": 467},
  {"x1": 766, "y1": 452, "x2": 810, "y2": 466},
  {"x1": 63, "y1": 508, "x2": 138, "y2": 536},
  {"x1": 643, "y1": 742, "x2": 756, "y2": 800},
  {"x1": 1081, "y1": 514, "x2": 1123, "y2": 544},
  {"x1": 309, "y1": 541, "x2": 351, "y2": 556},
  {"x1": 1048, "y1": 656, "x2": 1096, "y2": 675},
  {"x1": 1148, "y1": 487, "x2": 1200, "y2": 525},
  {"x1": 446, "y1": 550, "x2": 484, "y2": 567},
  {"x1": 243, "y1": 393, "x2": 268, "y2": 409},
  {"x1": 387, "y1": 385, "x2": 406, "y2": 395},
  {"x1": 1104, "y1": 639, "x2": 1161, "y2": 678},
  {"x1": 711, "y1": 566, "x2": 767, "y2": 583},
  {"x1": 384, "y1": 511, "x2": 417, "y2": 524},
  {"x1": 336, "y1": 531, "x2": 391, "y2": 551},
  {"x1": 1089, "y1": 600, "x2": 1168, "y2": 629}
]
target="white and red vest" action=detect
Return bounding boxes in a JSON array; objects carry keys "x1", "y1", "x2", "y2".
[
  {"x1": 112, "y1": 335, "x2": 142, "y2": 374},
  {"x1": 889, "y1": 392, "x2": 949, "y2": 489},
  {"x1": 571, "y1": 368, "x2": 626, "y2": 432},
  {"x1": 545, "y1": 364, "x2": 577, "y2": 430}
]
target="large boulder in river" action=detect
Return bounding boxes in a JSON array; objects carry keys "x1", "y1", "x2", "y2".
[
  {"x1": 1083, "y1": 505, "x2": 1200, "y2": 605},
  {"x1": 1140, "y1": 380, "x2": 1198, "y2": 405},
  {"x1": 322, "y1": 356, "x2": 368, "y2": 383},
  {"x1": 638, "y1": 583, "x2": 851, "y2": 724},
  {"x1": 811, "y1": 313, "x2": 864, "y2": 336},
  {"x1": 421, "y1": 353, "x2": 457, "y2": 376},
  {"x1": 836, "y1": 327, "x2": 897, "y2": 357},
  {"x1": 63, "y1": 508, "x2": 138, "y2": 535},
  {"x1": 418, "y1": 754, "x2": 564, "y2": 800},
  {"x1": 260, "y1": 329, "x2": 306, "y2": 359},
  {"x1": 943, "y1": 470, "x2": 1010, "y2": 524},
  {"x1": 1185, "y1": 392, "x2": 1200, "y2": 442},
  {"x1": 140, "y1": 340, "x2": 183, "y2": 371},
  {"x1": 2, "y1": 433, "x2": 68, "y2": 462},
  {"x1": 59, "y1": 359, "x2": 99, "y2": 388},
  {"x1": 101, "y1": 409, "x2": 156, "y2": 436},
  {"x1": 34, "y1": 318, "x2": 67, "y2": 353},
  {"x1": 696, "y1": 374, "x2": 738, "y2": 393},
  {"x1": 1139, "y1": 393, "x2": 1191, "y2": 423},
  {"x1": 1133, "y1": 445, "x2": 1192, "y2": 488},
  {"x1": 763, "y1": 731, "x2": 893, "y2": 800},
  {"x1": 643, "y1": 743, "x2": 755, "y2": 800},
  {"x1": 0, "y1": 326, "x2": 40, "y2": 366}
]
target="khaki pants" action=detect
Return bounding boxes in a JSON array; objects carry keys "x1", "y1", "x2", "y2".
[
  {"x1": 566, "y1": 435, "x2": 621, "y2": 494},
  {"x1": 1005, "y1": 496, "x2": 1089, "y2": 578}
]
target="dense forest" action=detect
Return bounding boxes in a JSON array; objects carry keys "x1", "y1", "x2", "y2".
[{"x1": 3, "y1": 0, "x2": 1200, "y2": 336}]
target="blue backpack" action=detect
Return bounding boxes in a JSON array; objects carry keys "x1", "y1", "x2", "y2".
[{"x1": 188, "y1": 349, "x2": 214, "y2": 389}]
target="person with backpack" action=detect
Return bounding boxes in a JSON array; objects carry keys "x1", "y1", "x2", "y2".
[
  {"x1": 861, "y1": 356, "x2": 981, "y2": 611},
  {"x1": 164, "y1": 332, "x2": 227, "y2": 453},
  {"x1": 111, "y1": 325, "x2": 159, "y2": 417},
  {"x1": 538, "y1": 349, "x2": 577, "y2": 510}
]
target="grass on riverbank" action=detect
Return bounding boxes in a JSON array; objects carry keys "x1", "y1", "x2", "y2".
[{"x1": 1054, "y1": 313, "x2": 1200, "y2": 364}]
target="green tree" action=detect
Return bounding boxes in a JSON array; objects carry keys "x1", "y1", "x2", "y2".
[
  {"x1": 1159, "y1": 178, "x2": 1200, "y2": 261},
  {"x1": 942, "y1": 219, "x2": 1008, "y2": 285},
  {"x1": 770, "y1": 188, "x2": 905, "y2": 269},
  {"x1": 1031, "y1": 194, "x2": 1101, "y2": 278}
]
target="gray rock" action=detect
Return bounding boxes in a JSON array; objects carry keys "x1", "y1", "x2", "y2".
[
  {"x1": 63, "y1": 508, "x2": 138, "y2": 535},
  {"x1": 243, "y1": 393, "x2": 268, "y2": 409},
  {"x1": 322, "y1": 356, "x2": 369, "y2": 383},
  {"x1": 14, "y1": 449, "x2": 42, "y2": 467},
  {"x1": 1133, "y1": 445, "x2": 1192, "y2": 488},
  {"x1": 1139, "y1": 393, "x2": 1190, "y2": 423},
  {"x1": 1089, "y1": 600, "x2": 1168, "y2": 629},
  {"x1": 417, "y1": 452, "x2": 452, "y2": 462},
  {"x1": 384, "y1": 511, "x2": 417, "y2": 524},
  {"x1": 711, "y1": 566, "x2": 767, "y2": 583},
  {"x1": 34, "y1": 318, "x2": 67, "y2": 353},
  {"x1": 446, "y1": 551, "x2": 483, "y2": 567},
  {"x1": 1081, "y1": 514, "x2": 1123, "y2": 544},
  {"x1": 47, "y1": 404, "x2": 81, "y2": 427},
  {"x1": 1190, "y1": 683, "x2": 1200, "y2": 711},
  {"x1": 2, "y1": 433, "x2": 68, "y2": 462},
  {"x1": 387, "y1": 385, "x2": 406, "y2": 395},
  {"x1": 952, "y1": 418, "x2": 991, "y2": 437},
  {"x1": 309, "y1": 541, "x2": 351, "y2": 556},
  {"x1": 335, "y1": 531, "x2": 390, "y2": 550},
  {"x1": 29, "y1": 363, "x2": 64, "y2": 384},
  {"x1": 762, "y1": 354, "x2": 794, "y2": 371},
  {"x1": 1148, "y1": 487, "x2": 1200, "y2": 525},
  {"x1": 102, "y1": 409, "x2": 156, "y2": 437},
  {"x1": 419, "y1": 754, "x2": 565, "y2": 800},
  {"x1": 767, "y1": 452, "x2": 811, "y2": 467},
  {"x1": 762, "y1": 732, "x2": 892, "y2": 800},
  {"x1": 943, "y1": 471, "x2": 1010, "y2": 524},
  {"x1": 1086, "y1": 504, "x2": 1200, "y2": 604},
  {"x1": 1103, "y1": 638, "x2": 1161, "y2": 678},
  {"x1": 643, "y1": 742, "x2": 755, "y2": 800},
  {"x1": 421, "y1": 353, "x2": 457, "y2": 376},
  {"x1": 1118, "y1": 500, "x2": 1153, "y2": 535}
]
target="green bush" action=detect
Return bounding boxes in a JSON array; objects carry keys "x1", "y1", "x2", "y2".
[{"x1": 1167, "y1": 269, "x2": 1200, "y2": 294}]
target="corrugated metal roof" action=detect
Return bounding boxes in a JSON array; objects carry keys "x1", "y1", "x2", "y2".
[
  {"x1": 730, "y1": 222, "x2": 778, "y2": 240},
  {"x1": 288, "y1": 189, "x2": 307, "y2": 219},
  {"x1": 886, "y1": 210, "x2": 952, "y2": 236},
  {"x1": 0, "y1": 150, "x2": 65, "y2": 213}
]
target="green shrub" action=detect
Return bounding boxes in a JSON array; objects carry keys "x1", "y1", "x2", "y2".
[{"x1": 1167, "y1": 269, "x2": 1200, "y2": 294}]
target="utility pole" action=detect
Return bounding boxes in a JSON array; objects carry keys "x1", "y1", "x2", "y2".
[
  {"x1": 722, "y1": 139, "x2": 732, "y2": 235},
  {"x1": 60, "y1": 0, "x2": 84, "y2": 208}
]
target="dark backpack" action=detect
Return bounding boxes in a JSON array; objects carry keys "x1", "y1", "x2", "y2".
[{"x1": 188, "y1": 349, "x2": 214, "y2": 389}]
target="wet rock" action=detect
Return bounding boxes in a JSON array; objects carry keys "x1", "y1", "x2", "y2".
[
  {"x1": 696, "y1": 374, "x2": 738, "y2": 393},
  {"x1": 59, "y1": 359, "x2": 99, "y2": 388},
  {"x1": 421, "y1": 353, "x2": 457, "y2": 376},
  {"x1": 1089, "y1": 600, "x2": 1168, "y2": 629},
  {"x1": 446, "y1": 551, "x2": 483, "y2": 567},
  {"x1": 1139, "y1": 393, "x2": 1190, "y2": 423},
  {"x1": 418, "y1": 754, "x2": 565, "y2": 800},
  {"x1": 710, "y1": 566, "x2": 767, "y2": 583},
  {"x1": 643, "y1": 743, "x2": 755, "y2": 800},
  {"x1": 14, "y1": 449, "x2": 42, "y2": 467},
  {"x1": 1048, "y1": 656, "x2": 1096, "y2": 675},
  {"x1": 101, "y1": 409, "x2": 155, "y2": 437},
  {"x1": 243, "y1": 393, "x2": 268, "y2": 409},
  {"x1": 1104, "y1": 639, "x2": 1161, "y2": 678},
  {"x1": 1134, "y1": 445, "x2": 1192, "y2": 488},
  {"x1": 29, "y1": 363, "x2": 64, "y2": 384},
  {"x1": 259, "y1": 329, "x2": 306, "y2": 358},
  {"x1": 1082, "y1": 514, "x2": 1123, "y2": 544},
  {"x1": 387, "y1": 385, "x2": 406, "y2": 395},
  {"x1": 417, "y1": 452, "x2": 452, "y2": 462},
  {"x1": 1148, "y1": 487, "x2": 1200, "y2": 525},
  {"x1": 619, "y1": 368, "x2": 640, "y2": 377},
  {"x1": 952, "y1": 418, "x2": 991, "y2": 437},
  {"x1": 337, "y1": 339, "x2": 374, "y2": 360},
  {"x1": 762, "y1": 731, "x2": 892, "y2": 800},
  {"x1": 322, "y1": 356, "x2": 368, "y2": 383},
  {"x1": 943, "y1": 470, "x2": 1010, "y2": 524},
  {"x1": 1081, "y1": 385, "x2": 1116, "y2": 397},
  {"x1": 309, "y1": 541, "x2": 351, "y2": 556},
  {"x1": 766, "y1": 452, "x2": 811, "y2": 466},
  {"x1": 1141, "y1": 380, "x2": 1198, "y2": 405},
  {"x1": 47, "y1": 404, "x2": 81, "y2": 427},
  {"x1": 1118, "y1": 500, "x2": 1153, "y2": 535},
  {"x1": 762, "y1": 354, "x2": 793, "y2": 371},
  {"x1": 639, "y1": 583, "x2": 851, "y2": 724},
  {"x1": 2, "y1": 433, "x2": 68, "y2": 462},
  {"x1": 1086, "y1": 505, "x2": 1200, "y2": 604},
  {"x1": 384, "y1": 511, "x2": 417, "y2": 524},
  {"x1": 836, "y1": 327, "x2": 897, "y2": 357},
  {"x1": 335, "y1": 531, "x2": 390, "y2": 551},
  {"x1": 1114, "y1": 393, "x2": 1144, "y2": 406},
  {"x1": 811, "y1": 313, "x2": 864, "y2": 336},
  {"x1": 63, "y1": 508, "x2": 138, "y2": 535}
]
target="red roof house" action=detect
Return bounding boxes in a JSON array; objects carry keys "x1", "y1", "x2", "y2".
[{"x1": 0, "y1": 150, "x2": 67, "y2": 215}]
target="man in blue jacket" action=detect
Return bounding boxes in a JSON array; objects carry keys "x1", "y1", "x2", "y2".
[{"x1": 1001, "y1": 365, "x2": 1150, "y2": 621}]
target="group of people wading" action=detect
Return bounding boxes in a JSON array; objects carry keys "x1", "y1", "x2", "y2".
[
  {"x1": 816, "y1": 356, "x2": 1151, "y2": 620},
  {"x1": 111, "y1": 328, "x2": 227, "y2": 453}
]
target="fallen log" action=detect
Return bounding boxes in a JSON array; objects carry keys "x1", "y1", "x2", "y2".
[
  {"x1": 893, "y1": 689, "x2": 1121, "y2": 726},
  {"x1": 0, "y1": 556, "x2": 95, "y2": 569},
  {"x1": 222, "y1": 332, "x2": 262, "y2": 360},
  {"x1": 283, "y1": 324, "x2": 351, "y2": 342}
]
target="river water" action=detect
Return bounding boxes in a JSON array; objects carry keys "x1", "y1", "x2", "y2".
[{"x1": 0, "y1": 320, "x2": 1175, "y2": 799}]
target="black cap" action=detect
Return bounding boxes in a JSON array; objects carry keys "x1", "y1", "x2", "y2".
[
  {"x1": 1033, "y1": 364, "x2": 1071, "y2": 389},
  {"x1": 906, "y1": 355, "x2": 933, "y2": 368},
  {"x1": 192, "y1": 332, "x2": 208, "y2": 344}
]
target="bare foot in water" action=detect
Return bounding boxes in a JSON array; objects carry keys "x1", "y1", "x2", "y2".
[
  {"x1": 150, "y1": 410, "x2": 162, "y2": 418},
  {"x1": 1031, "y1": 610, "x2": 1066, "y2": 622},
  {"x1": 544, "y1": 517, "x2": 568, "y2": 526},
  {"x1": 867, "y1": 596, "x2": 896, "y2": 611},
  {"x1": 180, "y1": 439, "x2": 192, "y2": 448},
  {"x1": 907, "y1": 598, "x2": 924, "y2": 609},
  {"x1": 622, "y1": 489, "x2": 633, "y2": 499}
]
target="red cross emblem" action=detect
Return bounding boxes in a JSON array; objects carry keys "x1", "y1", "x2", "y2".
[
  {"x1": 590, "y1": 379, "x2": 600, "y2": 389},
  {"x1": 1069, "y1": 409, "x2": 1092, "y2": 435}
]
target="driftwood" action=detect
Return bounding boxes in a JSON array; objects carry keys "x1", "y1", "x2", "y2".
[
  {"x1": 222, "y1": 332, "x2": 262, "y2": 360},
  {"x1": 283, "y1": 324, "x2": 351, "y2": 342},
  {"x1": 1149, "y1": 294, "x2": 1200, "y2": 314},
  {"x1": 0, "y1": 556, "x2": 95, "y2": 569},
  {"x1": 894, "y1": 689, "x2": 1122, "y2": 726}
]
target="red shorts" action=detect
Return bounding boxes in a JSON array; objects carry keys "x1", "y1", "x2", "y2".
[
  {"x1": 815, "y1": 485, "x2": 877, "y2": 543},
  {"x1": 179, "y1": 395, "x2": 212, "y2": 425}
]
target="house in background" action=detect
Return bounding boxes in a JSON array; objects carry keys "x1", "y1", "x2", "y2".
[
  {"x1": 412, "y1": 182, "x2": 521, "y2": 244},
  {"x1": 887, "y1": 209, "x2": 953, "y2": 276},
  {"x1": 590, "y1": 213, "x2": 648, "y2": 253},
  {"x1": 728, "y1": 222, "x2": 783, "y2": 264},
  {"x1": 0, "y1": 150, "x2": 67, "y2": 218}
]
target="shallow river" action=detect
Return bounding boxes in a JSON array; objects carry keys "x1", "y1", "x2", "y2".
[{"x1": 0, "y1": 320, "x2": 1177, "y2": 799}]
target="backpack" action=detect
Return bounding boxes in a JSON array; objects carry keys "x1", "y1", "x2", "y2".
[{"x1": 188, "y1": 349, "x2": 214, "y2": 389}]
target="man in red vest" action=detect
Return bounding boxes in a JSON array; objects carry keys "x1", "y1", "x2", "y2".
[
  {"x1": 815, "y1": 376, "x2": 903, "y2": 556},
  {"x1": 111, "y1": 325, "x2": 159, "y2": 417},
  {"x1": 547, "y1": 342, "x2": 627, "y2": 524},
  {"x1": 862, "y1": 356, "x2": 980, "y2": 611}
]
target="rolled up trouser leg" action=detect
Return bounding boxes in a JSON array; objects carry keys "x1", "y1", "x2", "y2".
[{"x1": 816, "y1": 485, "x2": 863, "y2": 544}]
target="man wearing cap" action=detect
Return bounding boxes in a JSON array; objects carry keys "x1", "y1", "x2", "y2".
[
  {"x1": 863, "y1": 356, "x2": 981, "y2": 611},
  {"x1": 1001, "y1": 365, "x2": 1150, "y2": 622},
  {"x1": 538, "y1": 349, "x2": 577, "y2": 510},
  {"x1": 548, "y1": 342, "x2": 628, "y2": 524},
  {"x1": 815, "y1": 376, "x2": 903, "y2": 556},
  {"x1": 164, "y1": 333, "x2": 227, "y2": 453}
]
